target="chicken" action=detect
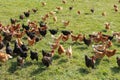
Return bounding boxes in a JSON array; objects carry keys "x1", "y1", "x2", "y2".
[
  {"x1": 10, "y1": 18, "x2": 18, "y2": 24},
  {"x1": 24, "y1": 10, "x2": 30, "y2": 17},
  {"x1": 49, "y1": 11, "x2": 56, "y2": 16},
  {"x1": 85, "y1": 55, "x2": 95, "y2": 69},
  {"x1": 77, "y1": 10, "x2": 80, "y2": 15},
  {"x1": 41, "y1": 2, "x2": 46, "y2": 6},
  {"x1": 116, "y1": 57, "x2": 120, "y2": 67},
  {"x1": 0, "y1": 52, "x2": 12, "y2": 63},
  {"x1": 90, "y1": 8, "x2": 94, "y2": 13},
  {"x1": 66, "y1": 46, "x2": 72, "y2": 58},
  {"x1": 49, "y1": 29, "x2": 58, "y2": 35},
  {"x1": 49, "y1": 41, "x2": 59, "y2": 50},
  {"x1": 114, "y1": 7, "x2": 118, "y2": 12},
  {"x1": 6, "y1": 43, "x2": 13, "y2": 56},
  {"x1": 17, "y1": 56, "x2": 24, "y2": 67},
  {"x1": 22, "y1": 24, "x2": 30, "y2": 30},
  {"x1": 41, "y1": 50, "x2": 52, "y2": 67},
  {"x1": 39, "y1": 28, "x2": 47, "y2": 37},
  {"x1": 102, "y1": 12, "x2": 106, "y2": 16},
  {"x1": 63, "y1": 21, "x2": 70, "y2": 27},
  {"x1": 32, "y1": 8, "x2": 38, "y2": 13},
  {"x1": 58, "y1": 45, "x2": 65, "y2": 55},
  {"x1": 94, "y1": 51, "x2": 105, "y2": 59},
  {"x1": 61, "y1": 30, "x2": 72, "y2": 35},
  {"x1": 39, "y1": 21, "x2": 46, "y2": 27},
  {"x1": 19, "y1": 14, "x2": 24, "y2": 20},
  {"x1": 53, "y1": 34, "x2": 63, "y2": 43},
  {"x1": 42, "y1": 50, "x2": 52, "y2": 57},
  {"x1": 83, "y1": 35, "x2": 91, "y2": 46},
  {"x1": 62, "y1": 0, "x2": 67, "y2": 4},
  {"x1": 3, "y1": 32, "x2": 12, "y2": 44},
  {"x1": 16, "y1": 38, "x2": 23, "y2": 47},
  {"x1": 71, "y1": 34, "x2": 81, "y2": 42},
  {"x1": 62, "y1": 34, "x2": 70, "y2": 42},
  {"x1": 42, "y1": 56, "x2": 52, "y2": 67},
  {"x1": 30, "y1": 50, "x2": 38, "y2": 61},
  {"x1": 20, "y1": 43, "x2": 28, "y2": 52},
  {"x1": 105, "y1": 49, "x2": 116, "y2": 57},
  {"x1": 27, "y1": 37, "x2": 36, "y2": 46},
  {"x1": 105, "y1": 22, "x2": 110, "y2": 30},
  {"x1": 69, "y1": 6, "x2": 73, "y2": 10},
  {"x1": 53, "y1": 16, "x2": 57, "y2": 23},
  {"x1": 92, "y1": 44, "x2": 106, "y2": 52},
  {"x1": 14, "y1": 30, "x2": 25, "y2": 38},
  {"x1": 56, "y1": 6, "x2": 63, "y2": 10}
]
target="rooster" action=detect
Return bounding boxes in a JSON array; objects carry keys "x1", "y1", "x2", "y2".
[
  {"x1": 116, "y1": 57, "x2": 120, "y2": 67},
  {"x1": 58, "y1": 45, "x2": 65, "y2": 55},
  {"x1": 66, "y1": 46, "x2": 72, "y2": 58},
  {"x1": 85, "y1": 55, "x2": 95, "y2": 69},
  {"x1": 0, "y1": 52, "x2": 12, "y2": 63}
]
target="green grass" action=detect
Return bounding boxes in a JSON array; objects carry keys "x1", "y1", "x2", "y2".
[{"x1": 0, "y1": 0, "x2": 120, "y2": 80}]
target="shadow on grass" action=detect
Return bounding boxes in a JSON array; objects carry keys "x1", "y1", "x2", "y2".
[
  {"x1": 75, "y1": 46, "x2": 87, "y2": 50},
  {"x1": 8, "y1": 62, "x2": 17, "y2": 73},
  {"x1": 111, "y1": 66, "x2": 120, "y2": 73},
  {"x1": 114, "y1": 43, "x2": 120, "y2": 47},
  {"x1": 58, "y1": 58, "x2": 68, "y2": 64},
  {"x1": 95, "y1": 59, "x2": 102, "y2": 66},
  {"x1": 78, "y1": 68, "x2": 90, "y2": 75},
  {"x1": 30, "y1": 62, "x2": 46, "y2": 76},
  {"x1": 101, "y1": 29, "x2": 107, "y2": 33},
  {"x1": 53, "y1": 55, "x2": 60, "y2": 60}
]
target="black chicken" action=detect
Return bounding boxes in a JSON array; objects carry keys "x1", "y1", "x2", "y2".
[
  {"x1": 20, "y1": 43, "x2": 28, "y2": 51},
  {"x1": 39, "y1": 21, "x2": 46, "y2": 27},
  {"x1": 61, "y1": 30, "x2": 72, "y2": 35},
  {"x1": 90, "y1": 8, "x2": 94, "y2": 13},
  {"x1": 85, "y1": 55, "x2": 95, "y2": 69},
  {"x1": 83, "y1": 35, "x2": 91, "y2": 46},
  {"x1": 32, "y1": 8, "x2": 38, "y2": 13},
  {"x1": 13, "y1": 41, "x2": 24, "y2": 56},
  {"x1": 25, "y1": 30, "x2": 35, "y2": 39},
  {"x1": 6, "y1": 43, "x2": 13, "y2": 56},
  {"x1": 24, "y1": 11, "x2": 30, "y2": 17},
  {"x1": 42, "y1": 56, "x2": 52, "y2": 67},
  {"x1": 39, "y1": 28, "x2": 47, "y2": 37},
  {"x1": 30, "y1": 50, "x2": 38, "y2": 61},
  {"x1": 0, "y1": 41, "x2": 4, "y2": 50},
  {"x1": 116, "y1": 57, "x2": 120, "y2": 67},
  {"x1": 20, "y1": 52, "x2": 27, "y2": 59},
  {"x1": 2, "y1": 32, "x2": 12, "y2": 44},
  {"x1": 69, "y1": 6, "x2": 73, "y2": 10},
  {"x1": 10, "y1": 18, "x2": 17, "y2": 24},
  {"x1": 49, "y1": 29, "x2": 58, "y2": 35},
  {"x1": 42, "y1": 50, "x2": 52, "y2": 57},
  {"x1": 102, "y1": 34, "x2": 114, "y2": 41},
  {"x1": 22, "y1": 24, "x2": 30, "y2": 30}
]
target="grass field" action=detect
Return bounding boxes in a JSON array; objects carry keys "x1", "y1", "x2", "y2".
[{"x1": 0, "y1": 0, "x2": 120, "y2": 80}]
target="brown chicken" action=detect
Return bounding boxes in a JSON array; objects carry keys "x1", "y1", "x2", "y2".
[
  {"x1": 77, "y1": 10, "x2": 81, "y2": 15},
  {"x1": 63, "y1": 21, "x2": 70, "y2": 27},
  {"x1": 56, "y1": 6, "x2": 63, "y2": 10},
  {"x1": 41, "y1": 2, "x2": 46, "y2": 6},
  {"x1": 66, "y1": 46, "x2": 72, "y2": 58},
  {"x1": 58, "y1": 45, "x2": 65, "y2": 55},
  {"x1": 49, "y1": 42, "x2": 59, "y2": 50},
  {"x1": 16, "y1": 38, "x2": 23, "y2": 47},
  {"x1": 14, "y1": 30, "x2": 25, "y2": 38},
  {"x1": 49, "y1": 11, "x2": 56, "y2": 16},
  {"x1": 102, "y1": 12, "x2": 106, "y2": 16},
  {"x1": 62, "y1": 0, "x2": 67, "y2": 4},
  {"x1": 53, "y1": 34, "x2": 63, "y2": 43},
  {"x1": 53, "y1": 16, "x2": 57, "y2": 23},
  {"x1": 0, "y1": 52, "x2": 12, "y2": 63},
  {"x1": 62, "y1": 34, "x2": 70, "y2": 42},
  {"x1": 105, "y1": 49, "x2": 116, "y2": 57},
  {"x1": 71, "y1": 34, "x2": 82, "y2": 42},
  {"x1": 27, "y1": 37, "x2": 36, "y2": 46},
  {"x1": 105, "y1": 22, "x2": 110, "y2": 30}
]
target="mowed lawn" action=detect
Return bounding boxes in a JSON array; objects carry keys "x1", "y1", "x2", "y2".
[{"x1": 0, "y1": 0, "x2": 120, "y2": 80}]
